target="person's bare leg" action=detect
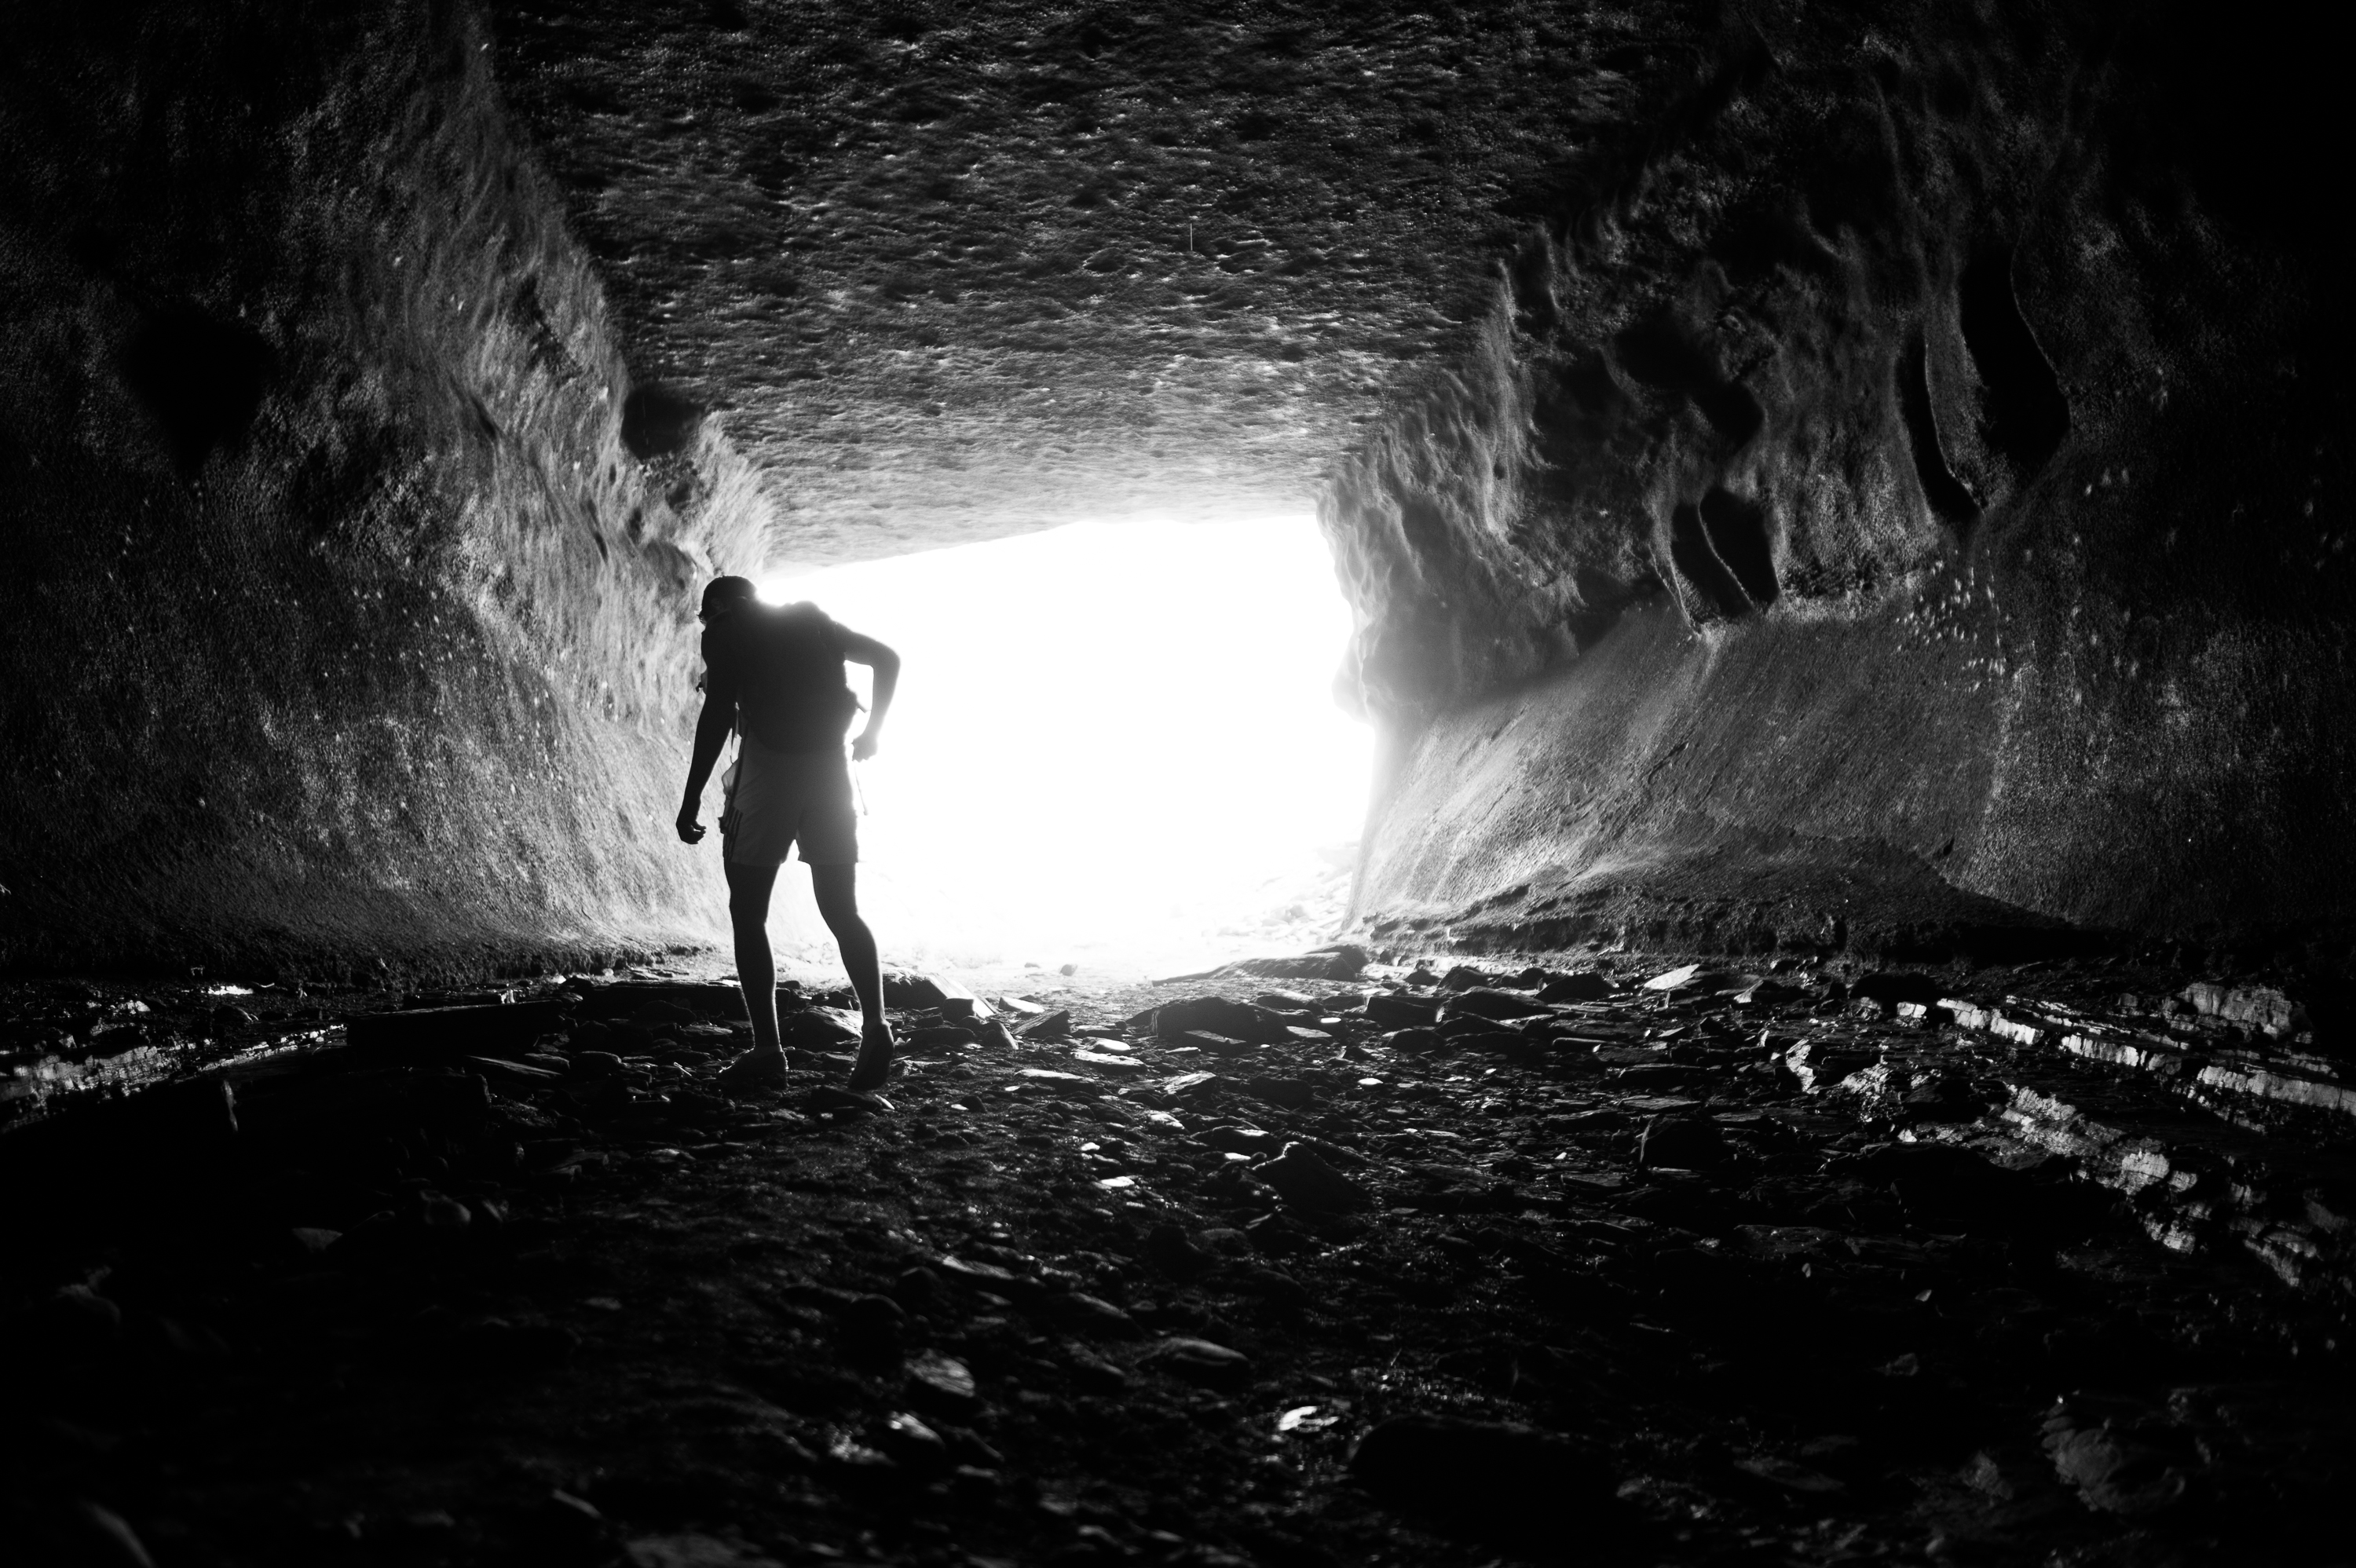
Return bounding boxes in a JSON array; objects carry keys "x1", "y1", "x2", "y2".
[
  {"x1": 814, "y1": 862, "x2": 891, "y2": 1089},
  {"x1": 811, "y1": 862, "x2": 883, "y2": 1027},
  {"x1": 725, "y1": 857, "x2": 783, "y2": 1058}
]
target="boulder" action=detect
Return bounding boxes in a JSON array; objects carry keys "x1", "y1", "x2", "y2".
[
  {"x1": 1154, "y1": 996, "x2": 1283, "y2": 1044},
  {"x1": 1440, "y1": 987, "x2": 1553, "y2": 1022},
  {"x1": 785, "y1": 1010, "x2": 862, "y2": 1049},
  {"x1": 1017, "y1": 1009, "x2": 1072, "y2": 1040},
  {"x1": 1538, "y1": 972, "x2": 1612, "y2": 1003},
  {"x1": 1853, "y1": 972, "x2": 1945, "y2": 1005},
  {"x1": 1211, "y1": 945, "x2": 1369, "y2": 981},
  {"x1": 1255, "y1": 1142, "x2": 1371, "y2": 1213},
  {"x1": 1365, "y1": 992, "x2": 1442, "y2": 1029}
]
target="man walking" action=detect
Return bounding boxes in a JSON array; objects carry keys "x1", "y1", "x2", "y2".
[{"x1": 676, "y1": 576, "x2": 900, "y2": 1091}]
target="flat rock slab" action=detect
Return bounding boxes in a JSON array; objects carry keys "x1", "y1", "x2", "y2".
[{"x1": 346, "y1": 1000, "x2": 569, "y2": 1060}]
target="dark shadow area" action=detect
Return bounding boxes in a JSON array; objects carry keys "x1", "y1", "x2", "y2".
[
  {"x1": 620, "y1": 382, "x2": 703, "y2": 459},
  {"x1": 1613, "y1": 314, "x2": 1719, "y2": 396},
  {"x1": 1697, "y1": 487, "x2": 1778, "y2": 606},
  {"x1": 1692, "y1": 381, "x2": 1764, "y2": 447},
  {"x1": 1958, "y1": 249, "x2": 2069, "y2": 475},
  {"x1": 1615, "y1": 316, "x2": 1763, "y2": 447},
  {"x1": 1896, "y1": 331, "x2": 1981, "y2": 528},
  {"x1": 120, "y1": 303, "x2": 276, "y2": 474},
  {"x1": 1669, "y1": 500, "x2": 1752, "y2": 620}
]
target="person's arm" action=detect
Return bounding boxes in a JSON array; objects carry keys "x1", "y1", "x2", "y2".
[
  {"x1": 836, "y1": 627, "x2": 900, "y2": 761},
  {"x1": 676, "y1": 698, "x2": 735, "y2": 842},
  {"x1": 678, "y1": 647, "x2": 737, "y2": 843}
]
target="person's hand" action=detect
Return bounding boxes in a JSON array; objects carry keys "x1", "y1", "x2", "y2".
[
  {"x1": 851, "y1": 731, "x2": 880, "y2": 762},
  {"x1": 675, "y1": 803, "x2": 706, "y2": 844}
]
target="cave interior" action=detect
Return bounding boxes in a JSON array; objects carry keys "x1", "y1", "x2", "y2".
[{"x1": 2, "y1": 2, "x2": 2352, "y2": 1565}]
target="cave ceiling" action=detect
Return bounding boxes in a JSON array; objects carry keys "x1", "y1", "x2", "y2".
[{"x1": 488, "y1": 0, "x2": 1711, "y2": 565}]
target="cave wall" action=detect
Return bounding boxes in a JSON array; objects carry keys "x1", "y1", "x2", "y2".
[
  {"x1": 0, "y1": 2, "x2": 766, "y2": 977},
  {"x1": 1327, "y1": 0, "x2": 2354, "y2": 950}
]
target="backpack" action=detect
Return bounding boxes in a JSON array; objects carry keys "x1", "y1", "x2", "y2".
[{"x1": 719, "y1": 601, "x2": 859, "y2": 752}]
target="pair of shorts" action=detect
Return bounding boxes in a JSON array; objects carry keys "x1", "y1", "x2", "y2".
[{"x1": 720, "y1": 736, "x2": 858, "y2": 866}]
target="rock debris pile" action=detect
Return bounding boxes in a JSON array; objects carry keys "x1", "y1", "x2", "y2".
[{"x1": 4, "y1": 951, "x2": 2353, "y2": 1564}]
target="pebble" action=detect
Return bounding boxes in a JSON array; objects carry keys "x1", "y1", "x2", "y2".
[
  {"x1": 1179, "y1": 1030, "x2": 1257, "y2": 1058},
  {"x1": 1051, "y1": 1292, "x2": 1139, "y2": 1336},
  {"x1": 900, "y1": 1347, "x2": 975, "y2": 1403},
  {"x1": 1064, "y1": 1342, "x2": 1129, "y2": 1391},
  {"x1": 1141, "y1": 1336, "x2": 1251, "y2": 1386},
  {"x1": 1227, "y1": 1262, "x2": 1310, "y2": 1307},
  {"x1": 878, "y1": 1410, "x2": 952, "y2": 1475},
  {"x1": 1015, "y1": 1068, "x2": 1092, "y2": 1085},
  {"x1": 784, "y1": 1010, "x2": 862, "y2": 1048}
]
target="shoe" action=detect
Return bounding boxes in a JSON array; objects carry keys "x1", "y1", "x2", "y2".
[
  {"x1": 716, "y1": 1048, "x2": 789, "y2": 1093},
  {"x1": 848, "y1": 1022, "x2": 895, "y2": 1092}
]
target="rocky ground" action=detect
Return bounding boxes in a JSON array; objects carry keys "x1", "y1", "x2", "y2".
[{"x1": 5, "y1": 948, "x2": 2354, "y2": 1567}]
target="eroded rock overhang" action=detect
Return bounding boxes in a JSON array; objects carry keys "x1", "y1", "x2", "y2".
[
  {"x1": 1, "y1": 4, "x2": 771, "y2": 974},
  {"x1": 3, "y1": 0, "x2": 2347, "y2": 976},
  {"x1": 1323, "y1": 1, "x2": 2354, "y2": 949},
  {"x1": 481, "y1": 0, "x2": 1740, "y2": 562}
]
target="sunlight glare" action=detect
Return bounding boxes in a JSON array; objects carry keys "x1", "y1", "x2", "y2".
[{"x1": 748, "y1": 515, "x2": 1370, "y2": 980}]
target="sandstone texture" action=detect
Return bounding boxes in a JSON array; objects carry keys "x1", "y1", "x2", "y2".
[
  {"x1": 484, "y1": 0, "x2": 1714, "y2": 561},
  {"x1": 1, "y1": 3, "x2": 766, "y2": 973},
  {"x1": 1324, "y1": 0, "x2": 2353, "y2": 948},
  {"x1": 2, "y1": 0, "x2": 2350, "y2": 973}
]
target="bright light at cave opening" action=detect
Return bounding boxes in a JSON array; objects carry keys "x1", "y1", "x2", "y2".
[{"x1": 751, "y1": 515, "x2": 1372, "y2": 984}]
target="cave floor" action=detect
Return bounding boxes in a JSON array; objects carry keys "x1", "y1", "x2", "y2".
[{"x1": 5, "y1": 956, "x2": 2354, "y2": 1567}]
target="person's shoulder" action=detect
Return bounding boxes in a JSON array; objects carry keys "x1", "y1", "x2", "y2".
[{"x1": 779, "y1": 600, "x2": 846, "y2": 642}]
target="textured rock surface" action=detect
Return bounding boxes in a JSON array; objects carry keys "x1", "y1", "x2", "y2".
[
  {"x1": 484, "y1": 0, "x2": 1725, "y2": 561},
  {"x1": 0, "y1": 4, "x2": 766, "y2": 972},
  {"x1": 4, "y1": 0, "x2": 2350, "y2": 973},
  {"x1": 482, "y1": 0, "x2": 2356, "y2": 944},
  {"x1": 1325, "y1": 2, "x2": 2354, "y2": 945},
  {"x1": 9, "y1": 955, "x2": 2354, "y2": 1563}
]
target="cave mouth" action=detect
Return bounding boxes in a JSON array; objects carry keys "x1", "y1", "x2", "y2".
[{"x1": 741, "y1": 514, "x2": 1372, "y2": 983}]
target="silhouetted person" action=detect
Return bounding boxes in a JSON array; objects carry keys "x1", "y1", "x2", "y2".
[{"x1": 676, "y1": 576, "x2": 901, "y2": 1091}]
